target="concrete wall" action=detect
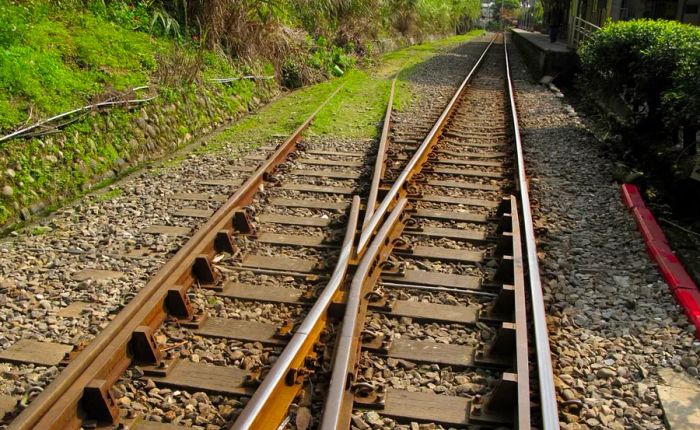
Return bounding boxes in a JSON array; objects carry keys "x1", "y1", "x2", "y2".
[{"x1": 511, "y1": 29, "x2": 579, "y2": 83}]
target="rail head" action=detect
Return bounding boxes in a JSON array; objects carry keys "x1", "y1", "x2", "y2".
[
  {"x1": 231, "y1": 196, "x2": 361, "y2": 430},
  {"x1": 357, "y1": 36, "x2": 497, "y2": 255},
  {"x1": 363, "y1": 77, "x2": 396, "y2": 228},
  {"x1": 321, "y1": 198, "x2": 409, "y2": 430},
  {"x1": 503, "y1": 34, "x2": 560, "y2": 430}
]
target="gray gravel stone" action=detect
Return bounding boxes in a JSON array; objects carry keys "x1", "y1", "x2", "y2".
[{"x1": 508, "y1": 35, "x2": 700, "y2": 430}]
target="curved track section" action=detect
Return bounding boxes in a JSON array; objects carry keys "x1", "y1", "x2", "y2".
[{"x1": 3, "y1": 33, "x2": 558, "y2": 430}]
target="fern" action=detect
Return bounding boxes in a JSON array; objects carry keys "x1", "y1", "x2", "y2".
[{"x1": 151, "y1": 8, "x2": 181, "y2": 39}]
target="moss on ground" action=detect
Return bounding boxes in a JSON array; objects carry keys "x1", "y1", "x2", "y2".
[{"x1": 0, "y1": 1, "x2": 231, "y2": 131}]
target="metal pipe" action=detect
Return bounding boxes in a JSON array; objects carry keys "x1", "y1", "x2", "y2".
[
  {"x1": 503, "y1": 35, "x2": 560, "y2": 430},
  {"x1": 357, "y1": 37, "x2": 496, "y2": 254},
  {"x1": 0, "y1": 89, "x2": 154, "y2": 144},
  {"x1": 232, "y1": 196, "x2": 361, "y2": 430},
  {"x1": 321, "y1": 199, "x2": 408, "y2": 430}
]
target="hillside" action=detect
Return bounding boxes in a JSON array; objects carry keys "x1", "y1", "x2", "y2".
[{"x1": 0, "y1": 0, "x2": 483, "y2": 133}]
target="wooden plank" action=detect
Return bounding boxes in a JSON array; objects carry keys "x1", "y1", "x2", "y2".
[
  {"x1": 381, "y1": 389, "x2": 470, "y2": 425},
  {"x1": 198, "y1": 179, "x2": 242, "y2": 187},
  {"x1": 433, "y1": 158, "x2": 503, "y2": 167},
  {"x1": 230, "y1": 165, "x2": 256, "y2": 172},
  {"x1": 446, "y1": 130, "x2": 508, "y2": 137},
  {"x1": 0, "y1": 340, "x2": 72, "y2": 366},
  {"x1": 57, "y1": 302, "x2": 91, "y2": 318},
  {"x1": 218, "y1": 282, "x2": 304, "y2": 304},
  {"x1": 430, "y1": 167, "x2": 504, "y2": 179},
  {"x1": 389, "y1": 339, "x2": 475, "y2": 367},
  {"x1": 257, "y1": 232, "x2": 330, "y2": 248},
  {"x1": 406, "y1": 226, "x2": 486, "y2": 242},
  {"x1": 437, "y1": 150, "x2": 508, "y2": 159},
  {"x1": 400, "y1": 245, "x2": 483, "y2": 263},
  {"x1": 418, "y1": 194, "x2": 500, "y2": 208},
  {"x1": 142, "y1": 225, "x2": 191, "y2": 236},
  {"x1": 298, "y1": 158, "x2": 363, "y2": 167},
  {"x1": 149, "y1": 361, "x2": 252, "y2": 396},
  {"x1": 412, "y1": 209, "x2": 487, "y2": 223},
  {"x1": 0, "y1": 395, "x2": 18, "y2": 420},
  {"x1": 289, "y1": 169, "x2": 361, "y2": 179},
  {"x1": 194, "y1": 317, "x2": 286, "y2": 345},
  {"x1": 278, "y1": 183, "x2": 354, "y2": 195},
  {"x1": 168, "y1": 193, "x2": 228, "y2": 202},
  {"x1": 382, "y1": 269, "x2": 481, "y2": 290},
  {"x1": 258, "y1": 214, "x2": 330, "y2": 227},
  {"x1": 171, "y1": 208, "x2": 213, "y2": 218},
  {"x1": 131, "y1": 421, "x2": 186, "y2": 430},
  {"x1": 72, "y1": 269, "x2": 123, "y2": 281},
  {"x1": 387, "y1": 302, "x2": 478, "y2": 324},
  {"x1": 241, "y1": 255, "x2": 317, "y2": 273},
  {"x1": 305, "y1": 150, "x2": 363, "y2": 157},
  {"x1": 426, "y1": 179, "x2": 500, "y2": 191},
  {"x1": 269, "y1": 198, "x2": 349, "y2": 211},
  {"x1": 444, "y1": 133, "x2": 508, "y2": 144}
]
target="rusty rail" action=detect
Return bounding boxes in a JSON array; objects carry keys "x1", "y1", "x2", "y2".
[
  {"x1": 504, "y1": 35, "x2": 560, "y2": 430},
  {"x1": 356, "y1": 37, "x2": 496, "y2": 254},
  {"x1": 8, "y1": 82, "x2": 346, "y2": 430},
  {"x1": 321, "y1": 198, "x2": 409, "y2": 430},
  {"x1": 363, "y1": 77, "x2": 396, "y2": 228},
  {"x1": 231, "y1": 196, "x2": 361, "y2": 430},
  {"x1": 318, "y1": 33, "x2": 560, "y2": 429}
]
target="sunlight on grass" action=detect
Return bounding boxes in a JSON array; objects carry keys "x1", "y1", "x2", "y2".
[{"x1": 208, "y1": 29, "x2": 485, "y2": 147}]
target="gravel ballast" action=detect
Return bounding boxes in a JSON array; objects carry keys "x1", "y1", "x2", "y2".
[{"x1": 508, "y1": 38, "x2": 700, "y2": 429}]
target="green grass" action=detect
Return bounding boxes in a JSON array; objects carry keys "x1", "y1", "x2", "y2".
[
  {"x1": 29, "y1": 225, "x2": 51, "y2": 235},
  {"x1": 207, "y1": 29, "x2": 484, "y2": 147},
  {"x1": 94, "y1": 187, "x2": 122, "y2": 202},
  {"x1": 0, "y1": 1, "x2": 236, "y2": 132}
]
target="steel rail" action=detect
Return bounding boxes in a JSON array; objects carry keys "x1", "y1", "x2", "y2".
[
  {"x1": 508, "y1": 194, "x2": 531, "y2": 427},
  {"x1": 8, "y1": 82, "x2": 346, "y2": 430},
  {"x1": 363, "y1": 77, "x2": 396, "y2": 228},
  {"x1": 321, "y1": 198, "x2": 409, "y2": 430},
  {"x1": 503, "y1": 35, "x2": 560, "y2": 430},
  {"x1": 356, "y1": 37, "x2": 495, "y2": 254},
  {"x1": 231, "y1": 196, "x2": 361, "y2": 430}
]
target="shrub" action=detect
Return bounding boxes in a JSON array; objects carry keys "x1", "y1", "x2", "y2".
[{"x1": 578, "y1": 19, "x2": 700, "y2": 130}]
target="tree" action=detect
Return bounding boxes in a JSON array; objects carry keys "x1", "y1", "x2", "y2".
[{"x1": 493, "y1": 0, "x2": 521, "y2": 22}]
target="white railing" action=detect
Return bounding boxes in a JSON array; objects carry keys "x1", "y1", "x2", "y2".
[{"x1": 571, "y1": 15, "x2": 600, "y2": 47}]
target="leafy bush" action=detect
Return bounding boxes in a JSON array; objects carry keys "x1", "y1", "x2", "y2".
[{"x1": 578, "y1": 19, "x2": 700, "y2": 129}]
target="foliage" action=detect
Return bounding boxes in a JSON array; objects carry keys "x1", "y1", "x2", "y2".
[
  {"x1": 493, "y1": 0, "x2": 521, "y2": 22},
  {"x1": 520, "y1": 0, "x2": 543, "y2": 27},
  {"x1": 380, "y1": 0, "x2": 481, "y2": 38},
  {"x1": 0, "y1": 0, "x2": 482, "y2": 134},
  {"x1": 0, "y1": 0, "x2": 170, "y2": 130},
  {"x1": 578, "y1": 19, "x2": 700, "y2": 129},
  {"x1": 207, "y1": 29, "x2": 483, "y2": 150}
]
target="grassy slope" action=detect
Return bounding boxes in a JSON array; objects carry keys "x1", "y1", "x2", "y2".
[
  {"x1": 206, "y1": 29, "x2": 485, "y2": 149},
  {"x1": 0, "y1": 1, "x2": 234, "y2": 132}
]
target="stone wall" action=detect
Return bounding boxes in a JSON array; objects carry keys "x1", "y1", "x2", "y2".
[{"x1": 0, "y1": 79, "x2": 277, "y2": 229}]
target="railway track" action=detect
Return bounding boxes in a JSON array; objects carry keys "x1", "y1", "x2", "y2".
[{"x1": 1, "y1": 34, "x2": 558, "y2": 430}]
